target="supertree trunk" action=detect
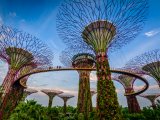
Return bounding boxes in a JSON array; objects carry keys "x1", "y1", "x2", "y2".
[
  {"x1": 76, "y1": 70, "x2": 92, "y2": 120},
  {"x1": 1, "y1": 86, "x2": 24, "y2": 119},
  {"x1": 125, "y1": 87, "x2": 141, "y2": 113},
  {"x1": 48, "y1": 96, "x2": 54, "y2": 108},
  {"x1": 63, "y1": 101, "x2": 67, "y2": 115},
  {"x1": 1, "y1": 73, "x2": 30, "y2": 119},
  {"x1": 57, "y1": 94, "x2": 74, "y2": 116},
  {"x1": 1, "y1": 68, "x2": 17, "y2": 101},
  {"x1": 126, "y1": 95, "x2": 141, "y2": 113},
  {"x1": 151, "y1": 102, "x2": 157, "y2": 109},
  {"x1": 41, "y1": 89, "x2": 63, "y2": 109},
  {"x1": 0, "y1": 70, "x2": 19, "y2": 118},
  {"x1": 14, "y1": 77, "x2": 28, "y2": 102},
  {"x1": 21, "y1": 89, "x2": 28, "y2": 101},
  {"x1": 90, "y1": 98, "x2": 93, "y2": 112},
  {"x1": 96, "y1": 52, "x2": 122, "y2": 119}
]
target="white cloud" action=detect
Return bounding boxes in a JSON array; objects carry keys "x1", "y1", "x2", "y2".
[
  {"x1": 60, "y1": 90, "x2": 78, "y2": 95},
  {"x1": 90, "y1": 72, "x2": 97, "y2": 82},
  {"x1": 144, "y1": 30, "x2": 160, "y2": 37},
  {"x1": 50, "y1": 40, "x2": 57, "y2": 49},
  {"x1": 116, "y1": 89, "x2": 119, "y2": 93},
  {"x1": 22, "y1": 19, "x2": 25, "y2": 22},
  {"x1": 134, "y1": 85, "x2": 144, "y2": 90},
  {"x1": 0, "y1": 16, "x2": 3, "y2": 23},
  {"x1": 134, "y1": 85, "x2": 159, "y2": 91},
  {"x1": 149, "y1": 85, "x2": 159, "y2": 89},
  {"x1": 0, "y1": 76, "x2": 4, "y2": 79},
  {"x1": 9, "y1": 12, "x2": 17, "y2": 17}
]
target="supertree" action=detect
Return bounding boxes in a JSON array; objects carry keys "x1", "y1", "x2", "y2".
[
  {"x1": 59, "y1": 47, "x2": 96, "y2": 119},
  {"x1": 57, "y1": 0, "x2": 149, "y2": 119},
  {"x1": 0, "y1": 25, "x2": 54, "y2": 119},
  {"x1": 112, "y1": 74, "x2": 141, "y2": 113},
  {"x1": 21, "y1": 88, "x2": 38, "y2": 101},
  {"x1": 1, "y1": 64, "x2": 38, "y2": 119},
  {"x1": 90, "y1": 88, "x2": 97, "y2": 97},
  {"x1": 41, "y1": 89, "x2": 63, "y2": 108},
  {"x1": 138, "y1": 93, "x2": 160, "y2": 109},
  {"x1": 57, "y1": 94, "x2": 74, "y2": 115},
  {"x1": 125, "y1": 49, "x2": 160, "y2": 88},
  {"x1": 90, "y1": 88, "x2": 97, "y2": 110}
]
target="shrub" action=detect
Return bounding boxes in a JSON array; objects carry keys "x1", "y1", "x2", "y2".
[
  {"x1": 68, "y1": 116, "x2": 76, "y2": 120},
  {"x1": 78, "y1": 113, "x2": 84, "y2": 120},
  {"x1": 59, "y1": 113, "x2": 66, "y2": 118},
  {"x1": 74, "y1": 113, "x2": 78, "y2": 120},
  {"x1": 142, "y1": 106, "x2": 160, "y2": 120},
  {"x1": 47, "y1": 107, "x2": 59, "y2": 119},
  {"x1": 8, "y1": 99, "x2": 57, "y2": 120},
  {"x1": 123, "y1": 113, "x2": 146, "y2": 120},
  {"x1": 89, "y1": 111, "x2": 96, "y2": 119}
]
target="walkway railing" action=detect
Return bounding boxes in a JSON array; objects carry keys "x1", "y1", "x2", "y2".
[{"x1": 13, "y1": 67, "x2": 149, "y2": 96}]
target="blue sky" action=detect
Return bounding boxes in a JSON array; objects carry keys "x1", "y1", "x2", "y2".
[{"x1": 0, "y1": 0, "x2": 160, "y2": 108}]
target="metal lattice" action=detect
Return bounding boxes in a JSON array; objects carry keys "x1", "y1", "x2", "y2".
[
  {"x1": 57, "y1": 0, "x2": 149, "y2": 54},
  {"x1": 125, "y1": 49, "x2": 160, "y2": 86}
]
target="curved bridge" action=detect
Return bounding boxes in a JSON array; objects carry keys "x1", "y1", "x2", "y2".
[{"x1": 13, "y1": 67, "x2": 149, "y2": 96}]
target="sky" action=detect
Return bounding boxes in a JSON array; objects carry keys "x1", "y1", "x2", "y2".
[{"x1": 0, "y1": 0, "x2": 160, "y2": 108}]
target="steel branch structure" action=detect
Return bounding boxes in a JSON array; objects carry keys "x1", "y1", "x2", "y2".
[
  {"x1": 90, "y1": 88, "x2": 97, "y2": 97},
  {"x1": 57, "y1": 0, "x2": 149, "y2": 53},
  {"x1": 57, "y1": 0, "x2": 149, "y2": 119},
  {"x1": 0, "y1": 25, "x2": 54, "y2": 119},
  {"x1": 112, "y1": 74, "x2": 141, "y2": 113},
  {"x1": 57, "y1": 94, "x2": 74, "y2": 115},
  {"x1": 138, "y1": 93, "x2": 160, "y2": 109},
  {"x1": 59, "y1": 47, "x2": 96, "y2": 118},
  {"x1": 21, "y1": 88, "x2": 38, "y2": 101},
  {"x1": 125, "y1": 49, "x2": 160, "y2": 87},
  {"x1": 41, "y1": 89, "x2": 63, "y2": 108}
]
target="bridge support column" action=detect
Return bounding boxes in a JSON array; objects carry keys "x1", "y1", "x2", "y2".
[
  {"x1": 125, "y1": 87, "x2": 141, "y2": 113},
  {"x1": 76, "y1": 70, "x2": 92, "y2": 120}
]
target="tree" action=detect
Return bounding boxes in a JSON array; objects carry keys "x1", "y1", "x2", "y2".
[
  {"x1": 41, "y1": 89, "x2": 63, "y2": 108},
  {"x1": 57, "y1": 94, "x2": 74, "y2": 115},
  {"x1": 57, "y1": 0, "x2": 149, "y2": 119}
]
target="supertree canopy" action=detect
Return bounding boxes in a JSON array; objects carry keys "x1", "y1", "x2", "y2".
[
  {"x1": 116, "y1": 74, "x2": 141, "y2": 113},
  {"x1": 57, "y1": 94, "x2": 74, "y2": 115},
  {"x1": 90, "y1": 88, "x2": 97, "y2": 97},
  {"x1": 0, "y1": 25, "x2": 54, "y2": 119},
  {"x1": 57, "y1": 0, "x2": 149, "y2": 119},
  {"x1": 22, "y1": 88, "x2": 38, "y2": 101},
  {"x1": 125, "y1": 49, "x2": 160, "y2": 87},
  {"x1": 138, "y1": 93, "x2": 160, "y2": 109},
  {"x1": 41, "y1": 89, "x2": 63, "y2": 108},
  {"x1": 57, "y1": 0, "x2": 149, "y2": 53},
  {"x1": 59, "y1": 47, "x2": 96, "y2": 119},
  {"x1": 0, "y1": 25, "x2": 53, "y2": 98}
]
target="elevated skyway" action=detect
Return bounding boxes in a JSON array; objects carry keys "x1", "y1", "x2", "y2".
[{"x1": 13, "y1": 67, "x2": 149, "y2": 96}]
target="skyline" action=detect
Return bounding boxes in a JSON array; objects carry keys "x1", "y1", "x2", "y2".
[{"x1": 0, "y1": 0, "x2": 160, "y2": 108}]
